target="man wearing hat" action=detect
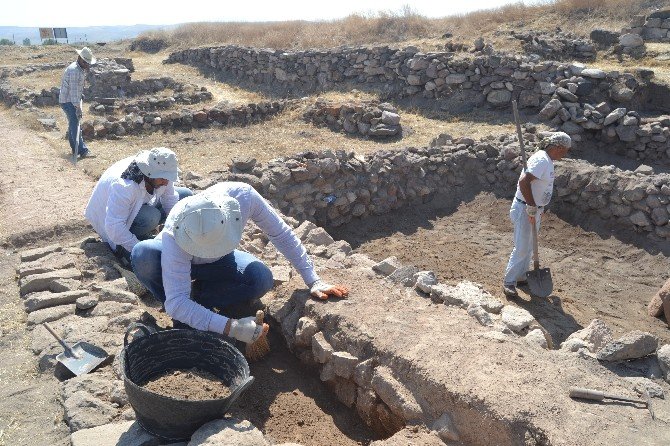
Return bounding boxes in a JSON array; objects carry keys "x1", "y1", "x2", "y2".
[
  {"x1": 59, "y1": 47, "x2": 95, "y2": 158},
  {"x1": 131, "y1": 182, "x2": 349, "y2": 344},
  {"x1": 84, "y1": 147, "x2": 193, "y2": 262},
  {"x1": 502, "y1": 132, "x2": 571, "y2": 298}
]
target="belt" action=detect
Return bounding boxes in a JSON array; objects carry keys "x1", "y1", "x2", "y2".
[{"x1": 515, "y1": 197, "x2": 543, "y2": 208}]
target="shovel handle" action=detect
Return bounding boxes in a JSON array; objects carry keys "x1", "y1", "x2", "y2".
[
  {"x1": 531, "y1": 216, "x2": 540, "y2": 268},
  {"x1": 43, "y1": 322, "x2": 79, "y2": 358},
  {"x1": 512, "y1": 100, "x2": 528, "y2": 169}
]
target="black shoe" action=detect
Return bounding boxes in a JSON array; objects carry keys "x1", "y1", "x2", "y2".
[{"x1": 503, "y1": 284, "x2": 519, "y2": 298}]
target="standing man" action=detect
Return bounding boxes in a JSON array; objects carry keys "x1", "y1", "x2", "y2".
[
  {"x1": 131, "y1": 182, "x2": 349, "y2": 343},
  {"x1": 85, "y1": 147, "x2": 192, "y2": 263},
  {"x1": 502, "y1": 132, "x2": 571, "y2": 298},
  {"x1": 59, "y1": 47, "x2": 95, "y2": 158}
]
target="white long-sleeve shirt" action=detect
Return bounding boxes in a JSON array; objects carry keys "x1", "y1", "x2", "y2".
[
  {"x1": 84, "y1": 156, "x2": 179, "y2": 252},
  {"x1": 158, "y1": 182, "x2": 319, "y2": 333},
  {"x1": 58, "y1": 61, "x2": 85, "y2": 105}
]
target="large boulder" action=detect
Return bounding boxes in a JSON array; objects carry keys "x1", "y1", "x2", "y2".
[
  {"x1": 188, "y1": 419, "x2": 268, "y2": 446},
  {"x1": 619, "y1": 33, "x2": 644, "y2": 48},
  {"x1": 563, "y1": 319, "x2": 613, "y2": 353},
  {"x1": 596, "y1": 331, "x2": 658, "y2": 361},
  {"x1": 486, "y1": 90, "x2": 512, "y2": 106},
  {"x1": 590, "y1": 29, "x2": 620, "y2": 46}
]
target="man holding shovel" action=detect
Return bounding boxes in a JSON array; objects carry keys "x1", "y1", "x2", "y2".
[
  {"x1": 503, "y1": 131, "x2": 571, "y2": 298},
  {"x1": 59, "y1": 47, "x2": 95, "y2": 159}
]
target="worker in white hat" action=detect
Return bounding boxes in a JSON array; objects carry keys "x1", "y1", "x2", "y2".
[
  {"x1": 84, "y1": 147, "x2": 193, "y2": 263},
  {"x1": 59, "y1": 47, "x2": 96, "y2": 158},
  {"x1": 131, "y1": 182, "x2": 348, "y2": 343}
]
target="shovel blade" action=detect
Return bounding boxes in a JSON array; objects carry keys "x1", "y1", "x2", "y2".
[
  {"x1": 57, "y1": 342, "x2": 109, "y2": 376},
  {"x1": 527, "y1": 267, "x2": 553, "y2": 298}
]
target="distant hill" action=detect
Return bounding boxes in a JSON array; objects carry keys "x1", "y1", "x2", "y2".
[{"x1": 0, "y1": 24, "x2": 179, "y2": 44}]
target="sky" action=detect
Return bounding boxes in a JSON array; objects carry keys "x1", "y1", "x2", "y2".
[{"x1": 2, "y1": 0, "x2": 539, "y2": 27}]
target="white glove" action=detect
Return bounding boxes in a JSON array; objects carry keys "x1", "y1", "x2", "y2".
[
  {"x1": 228, "y1": 316, "x2": 263, "y2": 343},
  {"x1": 526, "y1": 205, "x2": 538, "y2": 217},
  {"x1": 310, "y1": 279, "x2": 333, "y2": 296}
]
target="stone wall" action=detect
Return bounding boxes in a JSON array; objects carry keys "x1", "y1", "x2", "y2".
[
  {"x1": 626, "y1": 10, "x2": 670, "y2": 42},
  {"x1": 188, "y1": 133, "x2": 670, "y2": 241},
  {"x1": 303, "y1": 99, "x2": 402, "y2": 138},
  {"x1": 0, "y1": 62, "x2": 68, "y2": 79},
  {"x1": 81, "y1": 100, "x2": 292, "y2": 139},
  {"x1": 89, "y1": 88, "x2": 213, "y2": 115},
  {"x1": 166, "y1": 45, "x2": 654, "y2": 111},
  {"x1": 511, "y1": 29, "x2": 596, "y2": 61}
]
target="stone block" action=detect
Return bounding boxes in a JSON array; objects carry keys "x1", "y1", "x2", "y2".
[
  {"x1": 18, "y1": 252, "x2": 76, "y2": 278},
  {"x1": 24, "y1": 290, "x2": 89, "y2": 313},
  {"x1": 20, "y1": 244, "x2": 62, "y2": 262},
  {"x1": 333, "y1": 378, "x2": 357, "y2": 407},
  {"x1": 372, "y1": 256, "x2": 400, "y2": 276},
  {"x1": 467, "y1": 304, "x2": 494, "y2": 326},
  {"x1": 331, "y1": 351, "x2": 358, "y2": 378},
  {"x1": 311, "y1": 332, "x2": 333, "y2": 363},
  {"x1": 63, "y1": 392, "x2": 117, "y2": 432},
  {"x1": 27, "y1": 304, "x2": 75, "y2": 326},
  {"x1": 657, "y1": 344, "x2": 670, "y2": 380},
  {"x1": 371, "y1": 366, "x2": 423, "y2": 422},
  {"x1": 294, "y1": 220, "x2": 317, "y2": 241},
  {"x1": 501, "y1": 306, "x2": 535, "y2": 333},
  {"x1": 304, "y1": 227, "x2": 335, "y2": 246},
  {"x1": 188, "y1": 418, "x2": 268, "y2": 446},
  {"x1": 596, "y1": 330, "x2": 658, "y2": 361},
  {"x1": 525, "y1": 329, "x2": 549, "y2": 349},
  {"x1": 70, "y1": 421, "x2": 158, "y2": 446},
  {"x1": 431, "y1": 281, "x2": 503, "y2": 313},
  {"x1": 90, "y1": 301, "x2": 138, "y2": 317},
  {"x1": 99, "y1": 286, "x2": 139, "y2": 304},
  {"x1": 270, "y1": 264, "x2": 292, "y2": 285},
  {"x1": 20, "y1": 268, "x2": 81, "y2": 295},
  {"x1": 354, "y1": 358, "x2": 376, "y2": 389},
  {"x1": 294, "y1": 317, "x2": 319, "y2": 348},
  {"x1": 413, "y1": 271, "x2": 437, "y2": 294}
]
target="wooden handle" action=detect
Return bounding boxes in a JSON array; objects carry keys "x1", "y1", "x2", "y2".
[
  {"x1": 512, "y1": 100, "x2": 528, "y2": 170},
  {"x1": 569, "y1": 387, "x2": 605, "y2": 401},
  {"x1": 531, "y1": 216, "x2": 541, "y2": 268},
  {"x1": 255, "y1": 310, "x2": 264, "y2": 325},
  {"x1": 43, "y1": 322, "x2": 79, "y2": 358}
]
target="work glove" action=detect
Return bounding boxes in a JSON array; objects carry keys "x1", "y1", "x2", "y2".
[
  {"x1": 310, "y1": 279, "x2": 349, "y2": 300},
  {"x1": 228, "y1": 316, "x2": 264, "y2": 343},
  {"x1": 525, "y1": 205, "x2": 538, "y2": 217}
]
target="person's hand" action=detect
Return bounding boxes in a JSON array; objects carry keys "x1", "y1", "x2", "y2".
[
  {"x1": 310, "y1": 279, "x2": 349, "y2": 300},
  {"x1": 526, "y1": 205, "x2": 537, "y2": 224},
  {"x1": 228, "y1": 316, "x2": 267, "y2": 343}
]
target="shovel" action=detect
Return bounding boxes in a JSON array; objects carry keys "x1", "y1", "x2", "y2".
[
  {"x1": 72, "y1": 99, "x2": 82, "y2": 164},
  {"x1": 512, "y1": 100, "x2": 553, "y2": 298},
  {"x1": 43, "y1": 322, "x2": 109, "y2": 376}
]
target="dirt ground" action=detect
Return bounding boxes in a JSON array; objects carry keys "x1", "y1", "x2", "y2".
[
  {"x1": 331, "y1": 192, "x2": 670, "y2": 346},
  {"x1": 141, "y1": 369, "x2": 232, "y2": 400}
]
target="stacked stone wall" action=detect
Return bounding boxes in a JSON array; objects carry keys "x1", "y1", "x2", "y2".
[{"x1": 626, "y1": 10, "x2": 670, "y2": 42}]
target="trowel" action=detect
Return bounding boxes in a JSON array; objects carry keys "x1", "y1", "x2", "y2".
[
  {"x1": 512, "y1": 100, "x2": 553, "y2": 298},
  {"x1": 43, "y1": 322, "x2": 109, "y2": 376}
]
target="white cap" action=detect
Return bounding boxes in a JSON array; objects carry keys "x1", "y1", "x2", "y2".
[
  {"x1": 76, "y1": 47, "x2": 96, "y2": 64},
  {"x1": 169, "y1": 194, "x2": 243, "y2": 259},
  {"x1": 134, "y1": 147, "x2": 180, "y2": 182}
]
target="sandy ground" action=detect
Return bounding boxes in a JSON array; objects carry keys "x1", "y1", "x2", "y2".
[{"x1": 331, "y1": 192, "x2": 670, "y2": 346}]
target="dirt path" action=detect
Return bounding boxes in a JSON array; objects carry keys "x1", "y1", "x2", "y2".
[
  {"x1": 0, "y1": 109, "x2": 95, "y2": 246},
  {"x1": 331, "y1": 192, "x2": 670, "y2": 346}
]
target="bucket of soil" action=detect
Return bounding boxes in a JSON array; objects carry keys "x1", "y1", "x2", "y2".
[{"x1": 120, "y1": 323, "x2": 254, "y2": 441}]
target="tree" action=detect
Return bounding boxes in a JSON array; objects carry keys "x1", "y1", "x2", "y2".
[
  {"x1": 0, "y1": 38, "x2": 14, "y2": 45},
  {"x1": 42, "y1": 39, "x2": 57, "y2": 45},
  {"x1": 22, "y1": 38, "x2": 30, "y2": 46}
]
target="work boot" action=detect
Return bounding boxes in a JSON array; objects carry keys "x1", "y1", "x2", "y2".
[{"x1": 503, "y1": 284, "x2": 519, "y2": 298}]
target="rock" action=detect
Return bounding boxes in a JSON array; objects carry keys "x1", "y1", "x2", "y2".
[
  {"x1": 649, "y1": 279, "x2": 670, "y2": 317},
  {"x1": 525, "y1": 329, "x2": 549, "y2": 349},
  {"x1": 624, "y1": 377, "x2": 665, "y2": 399},
  {"x1": 561, "y1": 121, "x2": 584, "y2": 135},
  {"x1": 23, "y1": 289, "x2": 89, "y2": 313},
  {"x1": 270, "y1": 264, "x2": 292, "y2": 285},
  {"x1": 90, "y1": 301, "x2": 137, "y2": 317},
  {"x1": 187, "y1": 418, "x2": 268, "y2": 446},
  {"x1": 615, "y1": 124, "x2": 637, "y2": 142},
  {"x1": 414, "y1": 271, "x2": 437, "y2": 294},
  {"x1": 603, "y1": 107, "x2": 626, "y2": 126},
  {"x1": 331, "y1": 351, "x2": 358, "y2": 378},
  {"x1": 63, "y1": 392, "x2": 117, "y2": 432},
  {"x1": 565, "y1": 319, "x2": 613, "y2": 353},
  {"x1": 99, "y1": 286, "x2": 139, "y2": 304},
  {"x1": 231, "y1": 156, "x2": 257, "y2": 172},
  {"x1": 596, "y1": 330, "x2": 658, "y2": 361},
  {"x1": 539, "y1": 99, "x2": 563, "y2": 120},
  {"x1": 304, "y1": 227, "x2": 334, "y2": 246},
  {"x1": 611, "y1": 85, "x2": 635, "y2": 103},
  {"x1": 444, "y1": 74, "x2": 468, "y2": 84},
  {"x1": 474, "y1": 37, "x2": 485, "y2": 51},
  {"x1": 431, "y1": 281, "x2": 503, "y2": 313},
  {"x1": 486, "y1": 90, "x2": 511, "y2": 106},
  {"x1": 657, "y1": 344, "x2": 670, "y2": 380},
  {"x1": 294, "y1": 221, "x2": 318, "y2": 241},
  {"x1": 20, "y1": 268, "x2": 81, "y2": 295},
  {"x1": 312, "y1": 332, "x2": 333, "y2": 363},
  {"x1": 556, "y1": 87, "x2": 578, "y2": 102},
  {"x1": 353, "y1": 358, "x2": 376, "y2": 389},
  {"x1": 501, "y1": 306, "x2": 535, "y2": 333},
  {"x1": 619, "y1": 33, "x2": 644, "y2": 48},
  {"x1": 388, "y1": 265, "x2": 419, "y2": 287},
  {"x1": 372, "y1": 256, "x2": 401, "y2": 276},
  {"x1": 294, "y1": 317, "x2": 319, "y2": 348},
  {"x1": 20, "y1": 244, "x2": 62, "y2": 262},
  {"x1": 27, "y1": 304, "x2": 75, "y2": 326},
  {"x1": 431, "y1": 412, "x2": 459, "y2": 442},
  {"x1": 590, "y1": 29, "x2": 620, "y2": 46},
  {"x1": 560, "y1": 337, "x2": 589, "y2": 353},
  {"x1": 371, "y1": 366, "x2": 423, "y2": 422},
  {"x1": 381, "y1": 111, "x2": 400, "y2": 126},
  {"x1": 580, "y1": 68, "x2": 606, "y2": 79},
  {"x1": 629, "y1": 211, "x2": 651, "y2": 227},
  {"x1": 18, "y1": 252, "x2": 77, "y2": 278},
  {"x1": 70, "y1": 421, "x2": 157, "y2": 446},
  {"x1": 467, "y1": 304, "x2": 493, "y2": 326},
  {"x1": 635, "y1": 164, "x2": 654, "y2": 175},
  {"x1": 76, "y1": 295, "x2": 99, "y2": 310}
]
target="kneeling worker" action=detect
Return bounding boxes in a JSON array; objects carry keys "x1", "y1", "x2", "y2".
[
  {"x1": 84, "y1": 147, "x2": 192, "y2": 262},
  {"x1": 132, "y1": 182, "x2": 349, "y2": 344}
]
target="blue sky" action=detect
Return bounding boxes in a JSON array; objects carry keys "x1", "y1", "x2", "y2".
[{"x1": 3, "y1": 0, "x2": 538, "y2": 27}]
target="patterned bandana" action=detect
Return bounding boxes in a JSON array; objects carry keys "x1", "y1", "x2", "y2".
[{"x1": 120, "y1": 161, "x2": 145, "y2": 184}]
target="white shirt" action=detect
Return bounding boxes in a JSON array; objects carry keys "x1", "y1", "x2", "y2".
[
  {"x1": 59, "y1": 61, "x2": 85, "y2": 105},
  {"x1": 157, "y1": 182, "x2": 320, "y2": 334},
  {"x1": 84, "y1": 156, "x2": 179, "y2": 252},
  {"x1": 515, "y1": 150, "x2": 555, "y2": 207}
]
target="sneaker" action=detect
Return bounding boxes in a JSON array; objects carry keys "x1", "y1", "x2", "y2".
[
  {"x1": 78, "y1": 149, "x2": 91, "y2": 158},
  {"x1": 503, "y1": 284, "x2": 519, "y2": 298}
]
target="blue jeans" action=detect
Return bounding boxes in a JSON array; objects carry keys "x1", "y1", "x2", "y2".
[
  {"x1": 60, "y1": 102, "x2": 88, "y2": 156},
  {"x1": 129, "y1": 187, "x2": 193, "y2": 239},
  {"x1": 503, "y1": 200, "x2": 542, "y2": 286},
  {"x1": 131, "y1": 239, "x2": 274, "y2": 324}
]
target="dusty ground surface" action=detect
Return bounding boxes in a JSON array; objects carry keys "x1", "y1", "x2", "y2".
[
  {"x1": 331, "y1": 192, "x2": 670, "y2": 346},
  {"x1": 141, "y1": 369, "x2": 232, "y2": 400}
]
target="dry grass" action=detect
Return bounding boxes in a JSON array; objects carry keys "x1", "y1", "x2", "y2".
[{"x1": 135, "y1": 1, "x2": 665, "y2": 51}]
